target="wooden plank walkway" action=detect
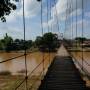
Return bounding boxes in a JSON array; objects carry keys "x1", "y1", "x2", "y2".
[{"x1": 38, "y1": 45, "x2": 89, "y2": 90}]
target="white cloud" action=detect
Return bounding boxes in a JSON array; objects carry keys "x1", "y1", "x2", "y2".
[
  {"x1": 65, "y1": 18, "x2": 90, "y2": 39},
  {"x1": 0, "y1": 24, "x2": 23, "y2": 39},
  {"x1": 5, "y1": 0, "x2": 41, "y2": 22},
  {"x1": 43, "y1": 0, "x2": 87, "y2": 29},
  {"x1": 18, "y1": 0, "x2": 41, "y2": 18},
  {"x1": 53, "y1": 0, "x2": 83, "y2": 21},
  {"x1": 0, "y1": 0, "x2": 90, "y2": 39}
]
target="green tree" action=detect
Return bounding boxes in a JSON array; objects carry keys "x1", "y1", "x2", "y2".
[
  {"x1": 0, "y1": 40, "x2": 4, "y2": 50},
  {"x1": 3, "y1": 33, "x2": 13, "y2": 51},
  {"x1": 35, "y1": 33, "x2": 59, "y2": 52},
  {"x1": 15, "y1": 39, "x2": 20, "y2": 43},
  {"x1": 0, "y1": 0, "x2": 18, "y2": 22},
  {"x1": 75, "y1": 37, "x2": 87, "y2": 43},
  {"x1": 25, "y1": 40, "x2": 33, "y2": 49},
  {"x1": 35, "y1": 36, "x2": 42, "y2": 47},
  {"x1": 43, "y1": 33, "x2": 59, "y2": 51}
]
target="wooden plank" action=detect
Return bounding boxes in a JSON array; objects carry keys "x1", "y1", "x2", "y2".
[{"x1": 38, "y1": 56, "x2": 89, "y2": 90}]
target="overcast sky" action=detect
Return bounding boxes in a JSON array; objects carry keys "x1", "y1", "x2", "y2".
[{"x1": 0, "y1": 0, "x2": 90, "y2": 40}]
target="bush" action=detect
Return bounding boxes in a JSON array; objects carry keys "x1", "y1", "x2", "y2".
[{"x1": 0, "y1": 71, "x2": 11, "y2": 75}]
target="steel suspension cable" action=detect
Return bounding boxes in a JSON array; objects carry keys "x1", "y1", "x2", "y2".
[
  {"x1": 76, "y1": 0, "x2": 78, "y2": 49},
  {"x1": 64, "y1": 0, "x2": 68, "y2": 39},
  {"x1": 0, "y1": 54, "x2": 24, "y2": 63},
  {"x1": 47, "y1": 0, "x2": 51, "y2": 65},
  {"x1": 2, "y1": 0, "x2": 56, "y2": 89},
  {"x1": 15, "y1": 78, "x2": 26, "y2": 90},
  {"x1": 29, "y1": 72, "x2": 42, "y2": 90},
  {"x1": 81, "y1": 0, "x2": 84, "y2": 72},
  {"x1": 67, "y1": 0, "x2": 69, "y2": 41},
  {"x1": 48, "y1": 0, "x2": 52, "y2": 66},
  {"x1": 53, "y1": 0, "x2": 60, "y2": 34},
  {"x1": 68, "y1": 0, "x2": 72, "y2": 45},
  {"x1": 67, "y1": 0, "x2": 69, "y2": 40},
  {"x1": 70, "y1": 0, "x2": 74, "y2": 47},
  {"x1": 15, "y1": 0, "x2": 48, "y2": 89},
  {"x1": 47, "y1": 0, "x2": 49, "y2": 32},
  {"x1": 23, "y1": 0, "x2": 28, "y2": 89},
  {"x1": 15, "y1": 53, "x2": 50, "y2": 90},
  {"x1": 50, "y1": 0, "x2": 52, "y2": 32},
  {"x1": 69, "y1": 0, "x2": 72, "y2": 42},
  {"x1": 41, "y1": 0, "x2": 45, "y2": 77},
  {"x1": 15, "y1": 0, "x2": 28, "y2": 89},
  {"x1": 71, "y1": 0, "x2": 73, "y2": 44}
]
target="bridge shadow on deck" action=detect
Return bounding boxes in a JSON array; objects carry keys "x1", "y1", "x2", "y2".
[{"x1": 38, "y1": 56, "x2": 89, "y2": 90}]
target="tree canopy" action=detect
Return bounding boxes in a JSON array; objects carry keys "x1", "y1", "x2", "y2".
[
  {"x1": 0, "y1": 0, "x2": 18, "y2": 22},
  {"x1": 0, "y1": 0, "x2": 41, "y2": 22},
  {"x1": 0, "y1": 33, "x2": 33, "y2": 52},
  {"x1": 35, "y1": 33, "x2": 60, "y2": 52},
  {"x1": 75, "y1": 37, "x2": 87, "y2": 43}
]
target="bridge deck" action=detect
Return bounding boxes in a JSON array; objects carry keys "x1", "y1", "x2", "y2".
[
  {"x1": 38, "y1": 56, "x2": 88, "y2": 90},
  {"x1": 38, "y1": 45, "x2": 89, "y2": 90}
]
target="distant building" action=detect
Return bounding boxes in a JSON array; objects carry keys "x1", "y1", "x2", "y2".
[{"x1": 83, "y1": 39, "x2": 90, "y2": 47}]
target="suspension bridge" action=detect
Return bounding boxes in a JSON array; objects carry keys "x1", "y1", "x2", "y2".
[
  {"x1": 0, "y1": 0, "x2": 90, "y2": 90},
  {"x1": 38, "y1": 44, "x2": 90, "y2": 90}
]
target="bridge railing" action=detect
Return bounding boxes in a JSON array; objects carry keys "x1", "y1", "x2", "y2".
[
  {"x1": 69, "y1": 52, "x2": 90, "y2": 80},
  {"x1": 14, "y1": 53, "x2": 53, "y2": 90},
  {"x1": 0, "y1": 51, "x2": 53, "y2": 90},
  {"x1": 63, "y1": 40, "x2": 90, "y2": 80}
]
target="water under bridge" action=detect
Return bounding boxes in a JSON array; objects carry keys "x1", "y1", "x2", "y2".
[{"x1": 0, "y1": 0, "x2": 90, "y2": 90}]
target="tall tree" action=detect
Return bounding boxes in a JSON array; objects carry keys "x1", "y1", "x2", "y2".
[
  {"x1": 0, "y1": 0, "x2": 18, "y2": 22},
  {"x1": 35, "y1": 33, "x2": 59, "y2": 52}
]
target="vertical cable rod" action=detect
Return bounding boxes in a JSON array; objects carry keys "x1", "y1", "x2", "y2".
[
  {"x1": 47, "y1": 0, "x2": 51, "y2": 65},
  {"x1": 64, "y1": 0, "x2": 68, "y2": 39},
  {"x1": 48, "y1": 0, "x2": 51, "y2": 65},
  {"x1": 71, "y1": 0, "x2": 73, "y2": 44},
  {"x1": 67, "y1": 0, "x2": 69, "y2": 40},
  {"x1": 41, "y1": 0, "x2": 45, "y2": 77},
  {"x1": 81, "y1": 0, "x2": 84, "y2": 72},
  {"x1": 53, "y1": 0, "x2": 60, "y2": 34},
  {"x1": 69, "y1": 0, "x2": 72, "y2": 42},
  {"x1": 50, "y1": 0, "x2": 52, "y2": 32},
  {"x1": 47, "y1": 0, "x2": 49, "y2": 32},
  {"x1": 76, "y1": 0, "x2": 78, "y2": 49},
  {"x1": 23, "y1": 0, "x2": 28, "y2": 89}
]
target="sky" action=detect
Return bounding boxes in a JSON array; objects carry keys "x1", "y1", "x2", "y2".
[{"x1": 0, "y1": 0, "x2": 90, "y2": 40}]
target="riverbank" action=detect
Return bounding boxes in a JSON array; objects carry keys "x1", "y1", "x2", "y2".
[
  {"x1": 0, "y1": 48, "x2": 39, "y2": 53},
  {"x1": 68, "y1": 47, "x2": 90, "y2": 52},
  {"x1": 0, "y1": 51, "x2": 56, "y2": 90},
  {"x1": 0, "y1": 75, "x2": 41, "y2": 90},
  {"x1": 0, "y1": 47, "x2": 58, "y2": 53}
]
